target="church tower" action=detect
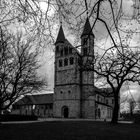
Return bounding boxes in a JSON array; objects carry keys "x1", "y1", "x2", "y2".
[
  {"x1": 81, "y1": 17, "x2": 94, "y2": 57},
  {"x1": 80, "y1": 17, "x2": 95, "y2": 118},
  {"x1": 53, "y1": 25, "x2": 81, "y2": 118},
  {"x1": 53, "y1": 18, "x2": 114, "y2": 119}
]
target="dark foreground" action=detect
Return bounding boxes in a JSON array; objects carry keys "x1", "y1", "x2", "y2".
[{"x1": 0, "y1": 120, "x2": 140, "y2": 140}]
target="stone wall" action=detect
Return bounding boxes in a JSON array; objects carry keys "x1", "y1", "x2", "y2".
[
  {"x1": 54, "y1": 85, "x2": 81, "y2": 100},
  {"x1": 82, "y1": 96, "x2": 96, "y2": 118},
  {"x1": 53, "y1": 100, "x2": 80, "y2": 118}
]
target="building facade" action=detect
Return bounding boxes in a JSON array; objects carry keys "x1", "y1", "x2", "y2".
[
  {"x1": 12, "y1": 93, "x2": 53, "y2": 117},
  {"x1": 53, "y1": 18, "x2": 114, "y2": 119}
]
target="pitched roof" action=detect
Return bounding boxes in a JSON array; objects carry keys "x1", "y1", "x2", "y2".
[
  {"x1": 55, "y1": 25, "x2": 65, "y2": 44},
  {"x1": 95, "y1": 101, "x2": 113, "y2": 108},
  {"x1": 15, "y1": 94, "x2": 53, "y2": 105},
  {"x1": 81, "y1": 17, "x2": 94, "y2": 37},
  {"x1": 94, "y1": 86, "x2": 114, "y2": 97}
]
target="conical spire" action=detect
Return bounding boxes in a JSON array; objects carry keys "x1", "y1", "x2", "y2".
[
  {"x1": 81, "y1": 17, "x2": 94, "y2": 38},
  {"x1": 55, "y1": 25, "x2": 65, "y2": 44}
]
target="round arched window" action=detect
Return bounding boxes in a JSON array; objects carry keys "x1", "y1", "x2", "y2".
[
  {"x1": 69, "y1": 57, "x2": 74, "y2": 65},
  {"x1": 64, "y1": 58, "x2": 68, "y2": 66}
]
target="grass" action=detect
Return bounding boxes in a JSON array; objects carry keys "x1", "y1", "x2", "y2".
[{"x1": 0, "y1": 120, "x2": 140, "y2": 140}]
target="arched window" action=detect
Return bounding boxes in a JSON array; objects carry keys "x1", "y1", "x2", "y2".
[
  {"x1": 64, "y1": 58, "x2": 68, "y2": 66},
  {"x1": 56, "y1": 45, "x2": 59, "y2": 52},
  {"x1": 64, "y1": 47, "x2": 68, "y2": 55},
  {"x1": 98, "y1": 108, "x2": 101, "y2": 119},
  {"x1": 69, "y1": 47, "x2": 72, "y2": 54},
  {"x1": 69, "y1": 57, "x2": 74, "y2": 65},
  {"x1": 112, "y1": 99, "x2": 114, "y2": 104},
  {"x1": 59, "y1": 59, "x2": 63, "y2": 67},
  {"x1": 83, "y1": 38, "x2": 88, "y2": 45},
  {"x1": 78, "y1": 57, "x2": 81, "y2": 65},
  {"x1": 106, "y1": 99, "x2": 108, "y2": 105},
  {"x1": 97, "y1": 95, "x2": 100, "y2": 102},
  {"x1": 83, "y1": 47, "x2": 87, "y2": 55},
  {"x1": 60, "y1": 49, "x2": 63, "y2": 56}
]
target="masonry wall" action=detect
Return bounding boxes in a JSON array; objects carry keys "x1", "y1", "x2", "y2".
[
  {"x1": 96, "y1": 104, "x2": 112, "y2": 119},
  {"x1": 82, "y1": 96, "x2": 96, "y2": 118},
  {"x1": 11, "y1": 104, "x2": 53, "y2": 117},
  {"x1": 54, "y1": 40, "x2": 81, "y2": 118},
  {"x1": 53, "y1": 100, "x2": 80, "y2": 118}
]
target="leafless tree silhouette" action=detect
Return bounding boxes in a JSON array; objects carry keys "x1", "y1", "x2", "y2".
[
  {"x1": 76, "y1": 0, "x2": 140, "y2": 123},
  {"x1": 1, "y1": 0, "x2": 140, "y2": 124},
  {"x1": 0, "y1": 28, "x2": 47, "y2": 114}
]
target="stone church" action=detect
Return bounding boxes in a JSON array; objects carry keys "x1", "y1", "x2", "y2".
[{"x1": 53, "y1": 18, "x2": 114, "y2": 119}]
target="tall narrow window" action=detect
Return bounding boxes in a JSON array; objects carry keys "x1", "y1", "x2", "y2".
[
  {"x1": 83, "y1": 47, "x2": 88, "y2": 55},
  {"x1": 64, "y1": 47, "x2": 68, "y2": 55},
  {"x1": 106, "y1": 99, "x2": 108, "y2": 105},
  {"x1": 59, "y1": 59, "x2": 62, "y2": 67},
  {"x1": 112, "y1": 99, "x2": 114, "y2": 104},
  {"x1": 60, "y1": 49, "x2": 63, "y2": 56},
  {"x1": 69, "y1": 47, "x2": 72, "y2": 54},
  {"x1": 56, "y1": 45, "x2": 59, "y2": 52},
  {"x1": 83, "y1": 38, "x2": 88, "y2": 45},
  {"x1": 78, "y1": 57, "x2": 81, "y2": 65},
  {"x1": 97, "y1": 95, "x2": 100, "y2": 102},
  {"x1": 64, "y1": 58, "x2": 68, "y2": 66},
  {"x1": 69, "y1": 57, "x2": 74, "y2": 65}
]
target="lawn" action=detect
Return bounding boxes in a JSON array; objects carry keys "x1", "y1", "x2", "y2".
[{"x1": 0, "y1": 121, "x2": 140, "y2": 140}]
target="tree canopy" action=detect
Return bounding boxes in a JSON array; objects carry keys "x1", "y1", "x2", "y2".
[{"x1": 0, "y1": 29, "x2": 47, "y2": 113}]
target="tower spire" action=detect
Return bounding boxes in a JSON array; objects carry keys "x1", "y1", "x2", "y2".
[
  {"x1": 81, "y1": 17, "x2": 94, "y2": 38},
  {"x1": 55, "y1": 24, "x2": 65, "y2": 45},
  {"x1": 55, "y1": 5, "x2": 65, "y2": 45}
]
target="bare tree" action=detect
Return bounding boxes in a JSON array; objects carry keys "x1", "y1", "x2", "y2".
[
  {"x1": 88, "y1": 46, "x2": 140, "y2": 124},
  {"x1": 60, "y1": 0, "x2": 140, "y2": 124},
  {"x1": 1, "y1": 0, "x2": 140, "y2": 123},
  {"x1": 0, "y1": 0, "x2": 60, "y2": 48},
  {"x1": 55, "y1": 0, "x2": 140, "y2": 124},
  {"x1": 0, "y1": 28, "x2": 47, "y2": 114}
]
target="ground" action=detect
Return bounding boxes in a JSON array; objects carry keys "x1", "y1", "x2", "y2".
[{"x1": 0, "y1": 120, "x2": 140, "y2": 140}]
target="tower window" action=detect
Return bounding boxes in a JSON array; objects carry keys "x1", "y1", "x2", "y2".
[
  {"x1": 112, "y1": 99, "x2": 114, "y2": 104},
  {"x1": 60, "y1": 49, "x2": 63, "y2": 56},
  {"x1": 83, "y1": 47, "x2": 88, "y2": 55},
  {"x1": 97, "y1": 95, "x2": 100, "y2": 102},
  {"x1": 69, "y1": 47, "x2": 72, "y2": 54},
  {"x1": 106, "y1": 99, "x2": 108, "y2": 105},
  {"x1": 64, "y1": 47, "x2": 68, "y2": 55},
  {"x1": 78, "y1": 57, "x2": 81, "y2": 65},
  {"x1": 56, "y1": 46, "x2": 59, "y2": 52},
  {"x1": 59, "y1": 59, "x2": 63, "y2": 67},
  {"x1": 83, "y1": 38, "x2": 88, "y2": 45},
  {"x1": 64, "y1": 58, "x2": 68, "y2": 66},
  {"x1": 68, "y1": 90, "x2": 71, "y2": 94},
  {"x1": 69, "y1": 57, "x2": 74, "y2": 65}
]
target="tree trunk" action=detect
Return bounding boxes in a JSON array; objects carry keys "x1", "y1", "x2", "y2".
[{"x1": 111, "y1": 92, "x2": 119, "y2": 124}]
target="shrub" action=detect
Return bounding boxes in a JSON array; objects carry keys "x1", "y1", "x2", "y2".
[{"x1": 0, "y1": 114, "x2": 38, "y2": 122}]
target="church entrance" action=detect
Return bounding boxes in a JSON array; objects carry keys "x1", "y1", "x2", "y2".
[{"x1": 62, "y1": 106, "x2": 69, "y2": 118}]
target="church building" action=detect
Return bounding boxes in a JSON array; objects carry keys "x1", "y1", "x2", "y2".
[{"x1": 53, "y1": 18, "x2": 114, "y2": 119}]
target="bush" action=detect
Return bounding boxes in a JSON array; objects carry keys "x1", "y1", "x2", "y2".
[
  {"x1": 0, "y1": 114, "x2": 38, "y2": 122},
  {"x1": 133, "y1": 114, "x2": 140, "y2": 123},
  {"x1": 121, "y1": 113, "x2": 140, "y2": 123}
]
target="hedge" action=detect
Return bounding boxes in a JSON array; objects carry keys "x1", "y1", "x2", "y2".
[{"x1": 0, "y1": 114, "x2": 38, "y2": 122}]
